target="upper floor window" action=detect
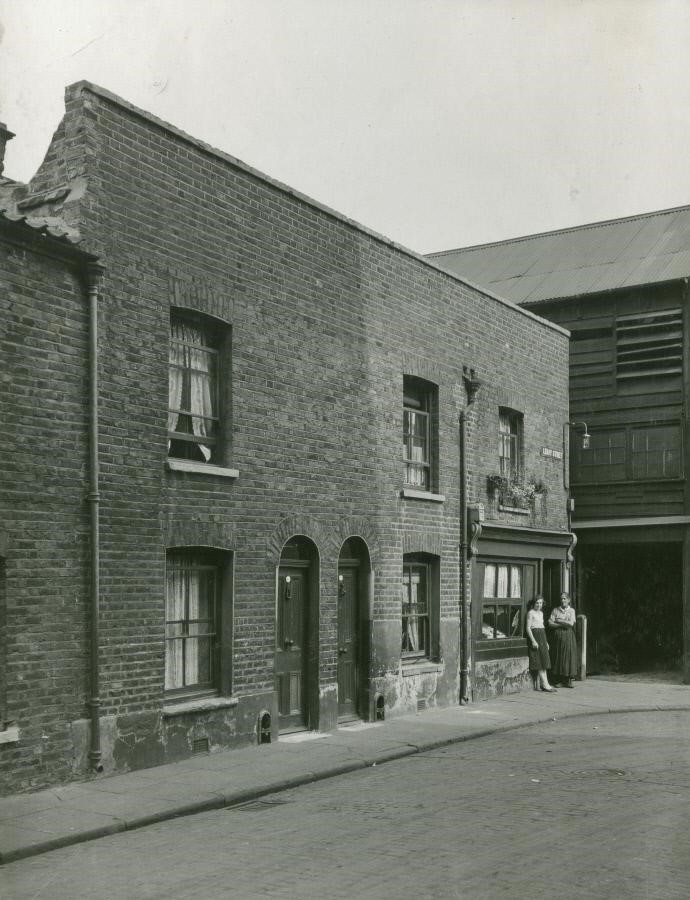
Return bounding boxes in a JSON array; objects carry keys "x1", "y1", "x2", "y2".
[
  {"x1": 168, "y1": 311, "x2": 225, "y2": 464},
  {"x1": 403, "y1": 376, "x2": 437, "y2": 490},
  {"x1": 632, "y1": 426, "x2": 681, "y2": 479},
  {"x1": 573, "y1": 424, "x2": 681, "y2": 483},
  {"x1": 499, "y1": 409, "x2": 522, "y2": 480},
  {"x1": 166, "y1": 549, "x2": 229, "y2": 697}
]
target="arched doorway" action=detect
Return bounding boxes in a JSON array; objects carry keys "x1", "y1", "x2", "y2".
[
  {"x1": 337, "y1": 537, "x2": 370, "y2": 722},
  {"x1": 276, "y1": 537, "x2": 318, "y2": 731}
]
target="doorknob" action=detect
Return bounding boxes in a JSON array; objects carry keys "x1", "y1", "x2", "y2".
[
  {"x1": 338, "y1": 646, "x2": 347, "y2": 654},
  {"x1": 284, "y1": 639, "x2": 294, "y2": 648}
]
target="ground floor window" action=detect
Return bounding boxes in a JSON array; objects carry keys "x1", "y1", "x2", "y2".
[
  {"x1": 481, "y1": 562, "x2": 523, "y2": 640},
  {"x1": 166, "y1": 549, "x2": 225, "y2": 696},
  {"x1": 402, "y1": 561, "x2": 429, "y2": 658},
  {"x1": 402, "y1": 554, "x2": 440, "y2": 660}
]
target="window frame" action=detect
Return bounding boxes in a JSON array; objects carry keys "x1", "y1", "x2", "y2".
[
  {"x1": 403, "y1": 376, "x2": 438, "y2": 492},
  {"x1": 479, "y1": 561, "x2": 525, "y2": 644},
  {"x1": 401, "y1": 558, "x2": 430, "y2": 661},
  {"x1": 168, "y1": 309, "x2": 227, "y2": 466},
  {"x1": 498, "y1": 408, "x2": 523, "y2": 481},
  {"x1": 165, "y1": 548, "x2": 232, "y2": 700},
  {"x1": 573, "y1": 422, "x2": 683, "y2": 484},
  {"x1": 401, "y1": 553, "x2": 441, "y2": 663}
]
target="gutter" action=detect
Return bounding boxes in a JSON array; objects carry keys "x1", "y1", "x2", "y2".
[
  {"x1": 458, "y1": 412, "x2": 471, "y2": 703},
  {"x1": 86, "y1": 262, "x2": 105, "y2": 773}
]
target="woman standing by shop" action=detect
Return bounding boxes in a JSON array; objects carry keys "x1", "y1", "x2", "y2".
[
  {"x1": 526, "y1": 596, "x2": 557, "y2": 692},
  {"x1": 549, "y1": 592, "x2": 578, "y2": 688}
]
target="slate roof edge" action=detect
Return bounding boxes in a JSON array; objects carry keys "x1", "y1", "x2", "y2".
[
  {"x1": 0, "y1": 205, "x2": 97, "y2": 264},
  {"x1": 426, "y1": 204, "x2": 690, "y2": 259},
  {"x1": 66, "y1": 80, "x2": 569, "y2": 339}
]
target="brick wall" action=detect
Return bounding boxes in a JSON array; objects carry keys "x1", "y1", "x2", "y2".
[
  {"x1": 0, "y1": 82, "x2": 570, "y2": 792},
  {"x1": 0, "y1": 231, "x2": 91, "y2": 793}
]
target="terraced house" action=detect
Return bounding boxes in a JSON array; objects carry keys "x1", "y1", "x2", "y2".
[{"x1": 0, "y1": 85, "x2": 570, "y2": 794}]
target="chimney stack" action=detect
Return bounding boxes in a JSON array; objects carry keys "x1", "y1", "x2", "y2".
[{"x1": 0, "y1": 122, "x2": 15, "y2": 178}]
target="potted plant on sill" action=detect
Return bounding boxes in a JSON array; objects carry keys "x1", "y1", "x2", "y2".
[{"x1": 487, "y1": 474, "x2": 547, "y2": 511}]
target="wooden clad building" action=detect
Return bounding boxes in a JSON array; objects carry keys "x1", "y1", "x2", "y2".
[{"x1": 430, "y1": 207, "x2": 690, "y2": 682}]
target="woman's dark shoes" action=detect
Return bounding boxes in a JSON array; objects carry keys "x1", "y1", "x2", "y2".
[
  {"x1": 564, "y1": 679, "x2": 574, "y2": 688},
  {"x1": 540, "y1": 686, "x2": 557, "y2": 692}
]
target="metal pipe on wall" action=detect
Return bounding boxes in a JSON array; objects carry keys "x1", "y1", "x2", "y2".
[
  {"x1": 459, "y1": 412, "x2": 471, "y2": 703},
  {"x1": 86, "y1": 262, "x2": 105, "y2": 773}
]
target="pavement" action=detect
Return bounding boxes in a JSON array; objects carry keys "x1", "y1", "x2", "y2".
[{"x1": 1, "y1": 676, "x2": 688, "y2": 865}]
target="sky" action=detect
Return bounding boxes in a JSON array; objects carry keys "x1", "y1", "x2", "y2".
[{"x1": 1, "y1": 0, "x2": 690, "y2": 254}]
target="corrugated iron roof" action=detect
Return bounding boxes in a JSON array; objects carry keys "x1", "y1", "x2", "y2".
[{"x1": 428, "y1": 205, "x2": 690, "y2": 304}]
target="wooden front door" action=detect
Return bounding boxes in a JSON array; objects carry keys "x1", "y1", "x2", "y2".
[
  {"x1": 276, "y1": 566, "x2": 309, "y2": 730},
  {"x1": 337, "y1": 566, "x2": 359, "y2": 719}
]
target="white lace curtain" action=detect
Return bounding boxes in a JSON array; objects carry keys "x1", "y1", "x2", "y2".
[
  {"x1": 165, "y1": 564, "x2": 200, "y2": 691},
  {"x1": 402, "y1": 569, "x2": 422, "y2": 652},
  {"x1": 168, "y1": 320, "x2": 214, "y2": 461}
]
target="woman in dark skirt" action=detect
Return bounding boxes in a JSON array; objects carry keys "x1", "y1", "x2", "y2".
[
  {"x1": 548, "y1": 592, "x2": 578, "y2": 688},
  {"x1": 526, "y1": 596, "x2": 557, "y2": 692}
]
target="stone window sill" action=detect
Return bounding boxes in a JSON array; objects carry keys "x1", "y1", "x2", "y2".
[
  {"x1": 401, "y1": 488, "x2": 445, "y2": 503},
  {"x1": 401, "y1": 661, "x2": 443, "y2": 677},
  {"x1": 0, "y1": 726, "x2": 20, "y2": 745},
  {"x1": 166, "y1": 459, "x2": 239, "y2": 479},
  {"x1": 163, "y1": 696, "x2": 239, "y2": 718},
  {"x1": 498, "y1": 504, "x2": 530, "y2": 515}
]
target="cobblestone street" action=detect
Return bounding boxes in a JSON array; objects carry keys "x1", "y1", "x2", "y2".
[{"x1": 3, "y1": 710, "x2": 689, "y2": 900}]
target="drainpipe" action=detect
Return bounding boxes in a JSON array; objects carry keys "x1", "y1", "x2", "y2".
[
  {"x1": 459, "y1": 412, "x2": 471, "y2": 703},
  {"x1": 86, "y1": 262, "x2": 105, "y2": 773}
]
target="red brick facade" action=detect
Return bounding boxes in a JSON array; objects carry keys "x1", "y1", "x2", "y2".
[{"x1": 0, "y1": 83, "x2": 570, "y2": 794}]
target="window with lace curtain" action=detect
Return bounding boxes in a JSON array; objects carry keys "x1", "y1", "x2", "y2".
[
  {"x1": 165, "y1": 550, "x2": 222, "y2": 696},
  {"x1": 480, "y1": 562, "x2": 524, "y2": 641},
  {"x1": 168, "y1": 311, "x2": 225, "y2": 464},
  {"x1": 401, "y1": 554, "x2": 440, "y2": 661},
  {"x1": 403, "y1": 376, "x2": 438, "y2": 491}
]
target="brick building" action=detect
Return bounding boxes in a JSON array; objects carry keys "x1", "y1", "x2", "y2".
[{"x1": 0, "y1": 84, "x2": 570, "y2": 794}]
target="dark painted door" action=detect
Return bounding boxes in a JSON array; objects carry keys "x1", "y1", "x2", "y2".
[
  {"x1": 276, "y1": 567, "x2": 308, "y2": 730},
  {"x1": 337, "y1": 567, "x2": 359, "y2": 719}
]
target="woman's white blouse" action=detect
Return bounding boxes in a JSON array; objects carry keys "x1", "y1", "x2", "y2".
[{"x1": 527, "y1": 610, "x2": 544, "y2": 629}]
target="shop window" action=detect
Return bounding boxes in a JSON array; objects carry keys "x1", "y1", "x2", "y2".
[
  {"x1": 168, "y1": 310, "x2": 229, "y2": 464},
  {"x1": 165, "y1": 548, "x2": 231, "y2": 697},
  {"x1": 403, "y1": 376, "x2": 438, "y2": 491},
  {"x1": 481, "y1": 562, "x2": 524, "y2": 641}
]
